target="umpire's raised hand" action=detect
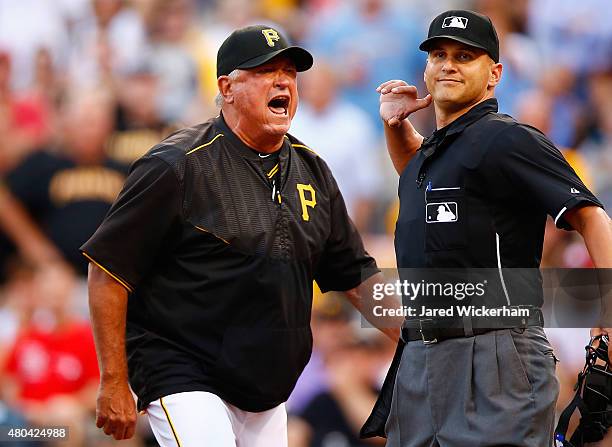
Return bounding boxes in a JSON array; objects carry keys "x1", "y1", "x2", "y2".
[{"x1": 377, "y1": 80, "x2": 432, "y2": 127}]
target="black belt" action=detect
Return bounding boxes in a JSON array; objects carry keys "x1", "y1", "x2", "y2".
[{"x1": 401, "y1": 306, "x2": 544, "y2": 344}]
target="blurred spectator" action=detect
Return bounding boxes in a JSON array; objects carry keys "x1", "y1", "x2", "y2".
[
  {"x1": 0, "y1": 0, "x2": 69, "y2": 92},
  {"x1": 0, "y1": 261, "x2": 37, "y2": 368},
  {"x1": 30, "y1": 47, "x2": 65, "y2": 117},
  {"x1": 67, "y1": 0, "x2": 148, "y2": 88},
  {"x1": 142, "y1": 0, "x2": 213, "y2": 123},
  {"x1": 105, "y1": 68, "x2": 177, "y2": 168},
  {"x1": 290, "y1": 61, "x2": 382, "y2": 231},
  {"x1": 304, "y1": 0, "x2": 424, "y2": 131},
  {"x1": 528, "y1": 0, "x2": 612, "y2": 76},
  {"x1": 477, "y1": 0, "x2": 542, "y2": 117},
  {"x1": 287, "y1": 298, "x2": 356, "y2": 414},
  {"x1": 1, "y1": 263, "x2": 98, "y2": 447},
  {"x1": 0, "y1": 51, "x2": 52, "y2": 174},
  {"x1": 0, "y1": 186, "x2": 66, "y2": 283},
  {"x1": 526, "y1": 0, "x2": 612, "y2": 147},
  {"x1": 1, "y1": 89, "x2": 126, "y2": 276},
  {"x1": 290, "y1": 334, "x2": 391, "y2": 447},
  {"x1": 204, "y1": 0, "x2": 271, "y2": 49}
]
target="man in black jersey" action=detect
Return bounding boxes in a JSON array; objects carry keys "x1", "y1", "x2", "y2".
[{"x1": 81, "y1": 25, "x2": 398, "y2": 446}]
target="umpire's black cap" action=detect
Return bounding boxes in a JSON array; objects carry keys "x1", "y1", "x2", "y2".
[
  {"x1": 217, "y1": 25, "x2": 313, "y2": 77},
  {"x1": 419, "y1": 10, "x2": 500, "y2": 62}
]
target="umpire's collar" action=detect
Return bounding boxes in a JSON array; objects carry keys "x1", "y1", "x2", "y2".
[
  {"x1": 215, "y1": 112, "x2": 290, "y2": 161},
  {"x1": 420, "y1": 98, "x2": 498, "y2": 156}
]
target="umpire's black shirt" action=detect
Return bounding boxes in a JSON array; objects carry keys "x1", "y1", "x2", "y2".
[
  {"x1": 361, "y1": 98, "x2": 604, "y2": 439},
  {"x1": 396, "y1": 98, "x2": 603, "y2": 304},
  {"x1": 81, "y1": 114, "x2": 377, "y2": 412}
]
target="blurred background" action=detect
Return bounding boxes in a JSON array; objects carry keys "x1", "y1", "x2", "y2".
[{"x1": 0, "y1": 0, "x2": 611, "y2": 445}]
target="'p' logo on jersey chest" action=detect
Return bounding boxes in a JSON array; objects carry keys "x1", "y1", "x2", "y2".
[{"x1": 296, "y1": 184, "x2": 316, "y2": 221}]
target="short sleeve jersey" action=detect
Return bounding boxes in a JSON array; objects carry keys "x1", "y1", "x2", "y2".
[
  {"x1": 80, "y1": 114, "x2": 377, "y2": 412},
  {"x1": 395, "y1": 99, "x2": 603, "y2": 305},
  {"x1": 361, "y1": 98, "x2": 604, "y2": 440}
]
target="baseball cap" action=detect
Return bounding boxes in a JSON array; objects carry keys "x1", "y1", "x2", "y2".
[
  {"x1": 419, "y1": 10, "x2": 499, "y2": 63},
  {"x1": 217, "y1": 25, "x2": 313, "y2": 77}
]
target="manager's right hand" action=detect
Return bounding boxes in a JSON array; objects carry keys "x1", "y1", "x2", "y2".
[
  {"x1": 377, "y1": 80, "x2": 432, "y2": 127},
  {"x1": 96, "y1": 378, "x2": 137, "y2": 440}
]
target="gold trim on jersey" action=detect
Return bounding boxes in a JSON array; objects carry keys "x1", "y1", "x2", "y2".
[
  {"x1": 160, "y1": 397, "x2": 183, "y2": 447},
  {"x1": 82, "y1": 252, "x2": 134, "y2": 293},
  {"x1": 186, "y1": 134, "x2": 225, "y2": 155},
  {"x1": 291, "y1": 143, "x2": 318, "y2": 156},
  {"x1": 267, "y1": 164, "x2": 279, "y2": 178},
  {"x1": 193, "y1": 225, "x2": 230, "y2": 245}
]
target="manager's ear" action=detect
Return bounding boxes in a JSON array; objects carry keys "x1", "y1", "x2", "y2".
[
  {"x1": 488, "y1": 62, "x2": 502, "y2": 88},
  {"x1": 217, "y1": 76, "x2": 235, "y2": 104}
]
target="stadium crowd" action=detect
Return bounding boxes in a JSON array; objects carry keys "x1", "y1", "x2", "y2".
[{"x1": 0, "y1": 0, "x2": 611, "y2": 445}]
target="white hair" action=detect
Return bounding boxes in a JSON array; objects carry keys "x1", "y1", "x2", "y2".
[{"x1": 215, "y1": 69, "x2": 241, "y2": 109}]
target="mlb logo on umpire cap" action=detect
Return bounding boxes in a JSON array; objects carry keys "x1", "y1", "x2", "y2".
[
  {"x1": 419, "y1": 10, "x2": 500, "y2": 62},
  {"x1": 442, "y1": 16, "x2": 468, "y2": 29}
]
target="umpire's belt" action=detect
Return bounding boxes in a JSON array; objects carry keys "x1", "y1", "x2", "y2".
[{"x1": 401, "y1": 306, "x2": 543, "y2": 344}]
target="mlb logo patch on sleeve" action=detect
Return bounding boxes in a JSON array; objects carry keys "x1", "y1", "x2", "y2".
[{"x1": 426, "y1": 202, "x2": 458, "y2": 223}]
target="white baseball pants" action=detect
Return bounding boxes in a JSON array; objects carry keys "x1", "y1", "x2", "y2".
[{"x1": 146, "y1": 391, "x2": 288, "y2": 447}]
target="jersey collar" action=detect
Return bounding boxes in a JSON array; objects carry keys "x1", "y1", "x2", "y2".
[
  {"x1": 215, "y1": 113, "x2": 290, "y2": 162},
  {"x1": 445, "y1": 98, "x2": 498, "y2": 136},
  {"x1": 420, "y1": 98, "x2": 498, "y2": 154}
]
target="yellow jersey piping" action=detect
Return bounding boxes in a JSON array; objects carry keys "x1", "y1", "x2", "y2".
[
  {"x1": 193, "y1": 225, "x2": 230, "y2": 245},
  {"x1": 160, "y1": 397, "x2": 183, "y2": 447},
  {"x1": 267, "y1": 164, "x2": 279, "y2": 178},
  {"x1": 186, "y1": 134, "x2": 224, "y2": 155},
  {"x1": 82, "y1": 252, "x2": 133, "y2": 293},
  {"x1": 291, "y1": 143, "x2": 318, "y2": 156}
]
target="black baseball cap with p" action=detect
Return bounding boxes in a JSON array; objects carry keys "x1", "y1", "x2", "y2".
[
  {"x1": 419, "y1": 10, "x2": 499, "y2": 62},
  {"x1": 217, "y1": 25, "x2": 314, "y2": 77}
]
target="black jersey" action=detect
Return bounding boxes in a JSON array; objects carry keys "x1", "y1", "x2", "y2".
[
  {"x1": 394, "y1": 99, "x2": 603, "y2": 306},
  {"x1": 396, "y1": 99, "x2": 603, "y2": 271},
  {"x1": 361, "y1": 99, "x2": 604, "y2": 439},
  {"x1": 81, "y1": 114, "x2": 377, "y2": 412},
  {"x1": 4, "y1": 151, "x2": 127, "y2": 275}
]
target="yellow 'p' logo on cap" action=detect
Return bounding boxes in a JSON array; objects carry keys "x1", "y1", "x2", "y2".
[{"x1": 262, "y1": 29, "x2": 280, "y2": 47}]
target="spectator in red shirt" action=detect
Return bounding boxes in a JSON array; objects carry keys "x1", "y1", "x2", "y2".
[{"x1": 1, "y1": 263, "x2": 98, "y2": 446}]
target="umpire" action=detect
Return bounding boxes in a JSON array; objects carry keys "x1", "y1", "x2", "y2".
[
  {"x1": 361, "y1": 10, "x2": 612, "y2": 447},
  {"x1": 82, "y1": 25, "x2": 395, "y2": 446}
]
